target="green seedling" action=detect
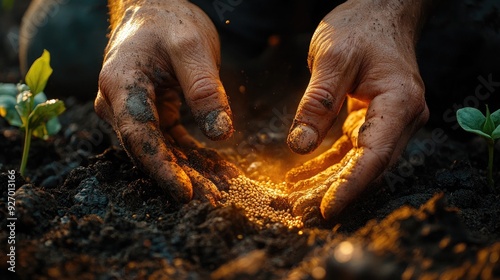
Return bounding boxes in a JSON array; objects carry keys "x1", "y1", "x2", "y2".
[
  {"x1": 456, "y1": 105, "x2": 500, "y2": 191},
  {"x1": 0, "y1": 50, "x2": 65, "y2": 177}
]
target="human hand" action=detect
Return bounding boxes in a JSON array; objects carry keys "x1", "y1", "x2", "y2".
[
  {"x1": 95, "y1": 0, "x2": 236, "y2": 204},
  {"x1": 286, "y1": 0, "x2": 431, "y2": 220}
]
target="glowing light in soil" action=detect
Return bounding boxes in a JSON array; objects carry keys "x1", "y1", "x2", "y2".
[
  {"x1": 334, "y1": 241, "x2": 354, "y2": 263},
  {"x1": 311, "y1": 266, "x2": 326, "y2": 279}
]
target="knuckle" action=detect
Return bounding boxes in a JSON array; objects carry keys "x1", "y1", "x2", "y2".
[
  {"x1": 187, "y1": 75, "x2": 221, "y2": 104},
  {"x1": 169, "y1": 30, "x2": 205, "y2": 55},
  {"x1": 405, "y1": 74, "x2": 427, "y2": 117},
  {"x1": 116, "y1": 120, "x2": 141, "y2": 152},
  {"x1": 310, "y1": 29, "x2": 358, "y2": 71},
  {"x1": 301, "y1": 86, "x2": 337, "y2": 116},
  {"x1": 116, "y1": 119, "x2": 132, "y2": 138},
  {"x1": 98, "y1": 63, "x2": 116, "y2": 99},
  {"x1": 94, "y1": 92, "x2": 110, "y2": 121}
]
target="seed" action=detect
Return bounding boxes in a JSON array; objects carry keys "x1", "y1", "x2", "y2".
[{"x1": 219, "y1": 175, "x2": 303, "y2": 229}]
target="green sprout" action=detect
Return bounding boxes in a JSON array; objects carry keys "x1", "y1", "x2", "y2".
[
  {"x1": 456, "y1": 105, "x2": 500, "y2": 191},
  {"x1": 0, "y1": 50, "x2": 65, "y2": 177}
]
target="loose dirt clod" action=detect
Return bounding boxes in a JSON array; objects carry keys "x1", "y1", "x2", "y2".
[{"x1": 220, "y1": 175, "x2": 303, "y2": 229}]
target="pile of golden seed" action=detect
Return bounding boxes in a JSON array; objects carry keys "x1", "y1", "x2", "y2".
[{"x1": 220, "y1": 175, "x2": 304, "y2": 229}]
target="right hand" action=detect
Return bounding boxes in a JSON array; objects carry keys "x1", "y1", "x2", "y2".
[
  {"x1": 285, "y1": 0, "x2": 429, "y2": 220},
  {"x1": 95, "y1": 0, "x2": 235, "y2": 203}
]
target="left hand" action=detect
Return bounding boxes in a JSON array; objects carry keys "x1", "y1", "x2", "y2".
[{"x1": 286, "y1": 0, "x2": 430, "y2": 220}]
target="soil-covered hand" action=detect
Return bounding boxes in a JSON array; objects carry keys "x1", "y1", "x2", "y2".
[
  {"x1": 95, "y1": 0, "x2": 234, "y2": 203},
  {"x1": 286, "y1": 0, "x2": 431, "y2": 220}
]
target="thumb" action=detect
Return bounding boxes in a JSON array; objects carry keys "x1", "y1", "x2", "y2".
[
  {"x1": 170, "y1": 35, "x2": 233, "y2": 141},
  {"x1": 288, "y1": 47, "x2": 359, "y2": 154}
]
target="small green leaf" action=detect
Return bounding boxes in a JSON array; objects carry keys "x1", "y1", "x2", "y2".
[
  {"x1": 0, "y1": 95, "x2": 22, "y2": 127},
  {"x1": 456, "y1": 107, "x2": 491, "y2": 138},
  {"x1": 490, "y1": 109, "x2": 500, "y2": 128},
  {"x1": 45, "y1": 117, "x2": 62, "y2": 135},
  {"x1": 483, "y1": 105, "x2": 495, "y2": 135},
  {"x1": 492, "y1": 126, "x2": 500, "y2": 140},
  {"x1": 32, "y1": 123, "x2": 48, "y2": 139},
  {"x1": 28, "y1": 99, "x2": 65, "y2": 133},
  {"x1": 34, "y1": 92, "x2": 48, "y2": 106},
  {"x1": 17, "y1": 83, "x2": 29, "y2": 93},
  {"x1": 15, "y1": 91, "x2": 34, "y2": 126},
  {"x1": 25, "y1": 50, "x2": 53, "y2": 96},
  {"x1": 0, "y1": 94, "x2": 16, "y2": 116},
  {"x1": 32, "y1": 116, "x2": 62, "y2": 139},
  {"x1": 0, "y1": 83, "x2": 18, "y2": 97}
]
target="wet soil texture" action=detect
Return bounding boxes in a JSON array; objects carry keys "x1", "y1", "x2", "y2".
[{"x1": 0, "y1": 99, "x2": 499, "y2": 280}]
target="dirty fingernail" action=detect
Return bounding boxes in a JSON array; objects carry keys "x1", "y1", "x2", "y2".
[
  {"x1": 204, "y1": 111, "x2": 233, "y2": 140},
  {"x1": 288, "y1": 124, "x2": 319, "y2": 154}
]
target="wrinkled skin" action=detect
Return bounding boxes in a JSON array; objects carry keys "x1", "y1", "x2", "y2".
[
  {"x1": 286, "y1": 0, "x2": 429, "y2": 220},
  {"x1": 95, "y1": 0, "x2": 237, "y2": 203},
  {"x1": 95, "y1": 0, "x2": 430, "y2": 218}
]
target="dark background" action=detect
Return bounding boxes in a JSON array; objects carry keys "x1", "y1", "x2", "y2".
[{"x1": 1, "y1": 0, "x2": 499, "y2": 140}]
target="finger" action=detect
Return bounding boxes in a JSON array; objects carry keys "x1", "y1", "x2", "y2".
[
  {"x1": 181, "y1": 164, "x2": 221, "y2": 206},
  {"x1": 155, "y1": 88, "x2": 202, "y2": 148},
  {"x1": 342, "y1": 108, "x2": 367, "y2": 146},
  {"x1": 285, "y1": 135, "x2": 352, "y2": 183},
  {"x1": 184, "y1": 147, "x2": 242, "y2": 191},
  {"x1": 169, "y1": 32, "x2": 234, "y2": 141},
  {"x1": 285, "y1": 107, "x2": 366, "y2": 187},
  {"x1": 289, "y1": 184, "x2": 329, "y2": 217},
  {"x1": 347, "y1": 96, "x2": 369, "y2": 113},
  {"x1": 287, "y1": 124, "x2": 365, "y2": 216},
  {"x1": 320, "y1": 84, "x2": 428, "y2": 220},
  {"x1": 95, "y1": 91, "x2": 114, "y2": 125},
  {"x1": 289, "y1": 160, "x2": 345, "y2": 216},
  {"x1": 99, "y1": 65, "x2": 193, "y2": 203},
  {"x1": 287, "y1": 35, "x2": 360, "y2": 154},
  {"x1": 167, "y1": 125, "x2": 203, "y2": 148}
]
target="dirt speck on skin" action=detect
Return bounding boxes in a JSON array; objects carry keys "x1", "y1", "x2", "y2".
[
  {"x1": 320, "y1": 98, "x2": 333, "y2": 110},
  {"x1": 359, "y1": 120, "x2": 372, "y2": 133},
  {"x1": 125, "y1": 88, "x2": 156, "y2": 123},
  {"x1": 142, "y1": 141, "x2": 158, "y2": 155}
]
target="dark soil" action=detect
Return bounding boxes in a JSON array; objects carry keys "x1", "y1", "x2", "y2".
[
  {"x1": 1, "y1": 1, "x2": 500, "y2": 279},
  {"x1": 0, "y1": 95, "x2": 499, "y2": 279}
]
